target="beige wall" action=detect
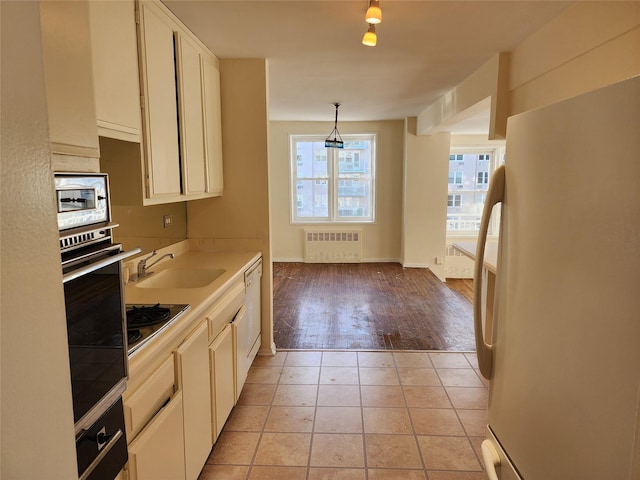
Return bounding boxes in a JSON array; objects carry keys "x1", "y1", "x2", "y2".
[
  {"x1": 187, "y1": 59, "x2": 275, "y2": 354},
  {"x1": 402, "y1": 120, "x2": 450, "y2": 280},
  {"x1": 509, "y1": 2, "x2": 640, "y2": 115},
  {"x1": 1, "y1": 2, "x2": 78, "y2": 477},
  {"x1": 269, "y1": 120, "x2": 404, "y2": 262}
]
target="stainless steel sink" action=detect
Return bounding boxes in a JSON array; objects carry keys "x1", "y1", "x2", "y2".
[{"x1": 135, "y1": 268, "x2": 225, "y2": 289}]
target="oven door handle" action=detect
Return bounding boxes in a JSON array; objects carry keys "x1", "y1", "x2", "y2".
[
  {"x1": 78, "y1": 428, "x2": 124, "y2": 480},
  {"x1": 63, "y1": 247, "x2": 141, "y2": 283}
]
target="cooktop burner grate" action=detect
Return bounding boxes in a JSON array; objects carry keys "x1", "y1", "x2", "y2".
[{"x1": 126, "y1": 303, "x2": 171, "y2": 328}]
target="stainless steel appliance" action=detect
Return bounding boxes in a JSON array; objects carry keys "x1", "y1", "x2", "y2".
[
  {"x1": 57, "y1": 173, "x2": 140, "y2": 480},
  {"x1": 474, "y1": 77, "x2": 640, "y2": 479}
]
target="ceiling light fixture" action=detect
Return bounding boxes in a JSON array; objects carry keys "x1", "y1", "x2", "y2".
[
  {"x1": 362, "y1": 23, "x2": 377, "y2": 47},
  {"x1": 365, "y1": 0, "x2": 382, "y2": 24},
  {"x1": 325, "y1": 103, "x2": 344, "y2": 149}
]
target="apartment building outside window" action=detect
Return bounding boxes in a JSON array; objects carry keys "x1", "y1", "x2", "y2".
[
  {"x1": 447, "y1": 147, "x2": 504, "y2": 235},
  {"x1": 290, "y1": 134, "x2": 376, "y2": 223}
]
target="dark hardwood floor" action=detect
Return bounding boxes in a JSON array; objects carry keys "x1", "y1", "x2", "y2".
[{"x1": 273, "y1": 262, "x2": 475, "y2": 351}]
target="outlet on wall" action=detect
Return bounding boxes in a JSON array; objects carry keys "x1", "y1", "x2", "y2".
[{"x1": 163, "y1": 214, "x2": 172, "y2": 228}]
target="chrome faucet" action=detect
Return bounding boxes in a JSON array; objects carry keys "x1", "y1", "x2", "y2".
[{"x1": 134, "y1": 250, "x2": 174, "y2": 280}]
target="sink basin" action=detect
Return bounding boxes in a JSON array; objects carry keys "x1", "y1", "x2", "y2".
[{"x1": 136, "y1": 268, "x2": 225, "y2": 289}]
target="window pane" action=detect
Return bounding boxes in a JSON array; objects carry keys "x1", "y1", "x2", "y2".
[
  {"x1": 296, "y1": 141, "x2": 328, "y2": 179},
  {"x1": 337, "y1": 179, "x2": 370, "y2": 217},
  {"x1": 295, "y1": 179, "x2": 328, "y2": 218}
]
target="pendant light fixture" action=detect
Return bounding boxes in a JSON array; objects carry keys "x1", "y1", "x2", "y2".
[
  {"x1": 362, "y1": 23, "x2": 377, "y2": 47},
  {"x1": 365, "y1": 0, "x2": 382, "y2": 24},
  {"x1": 325, "y1": 103, "x2": 344, "y2": 149}
]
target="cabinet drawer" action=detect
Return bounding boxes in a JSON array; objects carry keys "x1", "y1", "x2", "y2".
[
  {"x1": 206, "y1": 281, "x2": 245, "y2": 342},
  {"x1": 123, "y1": 355, "x2": 175, "y2": 440}
]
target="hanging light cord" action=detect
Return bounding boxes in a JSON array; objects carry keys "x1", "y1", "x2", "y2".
[{"x1": 325, "y1": 103, "x2": 344, "y2": 148}]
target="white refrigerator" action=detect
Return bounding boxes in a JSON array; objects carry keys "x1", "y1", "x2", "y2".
[{"x1": 474, "y1": 76, "x2": 640, "y2": 480}]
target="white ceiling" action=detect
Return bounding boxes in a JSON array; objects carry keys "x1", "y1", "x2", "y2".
[{"x1": 163, "y1": 0, "x2": 571, "y2": 128}]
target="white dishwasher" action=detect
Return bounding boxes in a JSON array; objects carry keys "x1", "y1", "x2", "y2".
[
  {"x1": 245, "y1": 258, "x2": 262, "y2": 360},
  {"x1": 234, "y1": 258, "x2": 262, "y2": 398}
]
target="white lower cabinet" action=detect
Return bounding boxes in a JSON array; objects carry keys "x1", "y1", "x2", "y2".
[
  {"x1": 175, "y1": 322, "x2": 213, "y2": 480},
  {"x1": 127, "y1": 391, "x2": 186, "y2": 480},
  {"x1": 209, "y1": 323, "x2": 235, "y2": 442}
]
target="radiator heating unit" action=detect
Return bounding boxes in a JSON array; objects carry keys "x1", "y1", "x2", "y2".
[{"x1": 303, "y1": 229, "x2": 362, "y2": 263}]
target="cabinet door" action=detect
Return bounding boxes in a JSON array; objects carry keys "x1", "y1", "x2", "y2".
[
  {"x1": 127, "y1": 392, "x2": 186, "y2": 480},
  {"x1": 201, "y1": 53, "x2": 224, "y2": 196},
  {"x1": 209, "y1": 324, "x2": 235, "y2": 442},
  {"x1": 175, "y1": 33, "x2": 206, "y2": 195},
  {"x1": 39, "y1": 0, "x2": 99, "y2": 159},
  {"x1": 88, "y1": 0, "x2": 142, "y2": 142},
  {"x1": 232, "y1": 306, "x2": 250, "y2": 400},
  {"x1": 137, "y1": 1, "x2": 181, "y2": 198},
  {"x1": 175, "y1": 322, "x2": 212, "y2": 480}
]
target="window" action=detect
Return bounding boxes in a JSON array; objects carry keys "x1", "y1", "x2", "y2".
[
  {"x1": 448, "y1": 171, "x2": 463, "y2": 185},
  {"x1": 290, "y1": 134, "x2": 376, "y2": 223},
  {"x1": 446, "y1": 148, "x2": 503, "y2": 235}
]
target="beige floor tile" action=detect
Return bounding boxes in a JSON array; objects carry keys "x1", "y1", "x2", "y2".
[
  {"x1": 246, "y1": 367, "x2": 282, "y2": 384},
  {"x1": 436, "y1": 369, "x2": 484, "y2": 388},
  {"x1": 209, "y1": 431, "x2": 261, "y2": 465},
  {"x1": 280, "y1": 366, "x2": 321, "y2": 384},
  {"x1": 320, "y1": 366, "x2": 359, "y2": 384},
  {"x1": 368, "y1": 469, "x2": 426, "y2": 480},
  {"x1": 254, "y1": 432, "x2": 312, "y2": 466},
  {"x1": 445, "y1": 387, "x2": 488, "y2": 410},
  {"x1": 359, "y1": 367, "x2": 399, "y2": 386},
  {"x1": 252, "y1": 351, "x2": 287, "y2": 368},
  {"x1": 198, "y1": 464, "x2": 249, "y2": 480},
  {"x1": 285, "y1": 351, "x2": 323, "y2": 366},
  {"x1": 397, "y1": 367, "x2": 441, "y2": 386},
  {"x1": 224, "y1": 405, "x2": 269, "y2": 432},
  {"x1": 363, "y1": 407, "x2": 413, "y2": 434},
  {"x1": 310, "y1": 434, "x2": 365, "y2": 468},
  {"x1": 409, "y1": 408, "x2": 465, "y2": 436},
  {"x1": 365, "y1": 434, "x2": 423, "y2": 469},
  {"x1": 315, "y1": 406, "x2": 363, "y2": 433},
  {"x1": 403, "y1": 386, "x2": 452, "y2": 409},
  {"x1": 248, "y1": 466, "x2": 307, "y2": 480},
  {"x1": 464, "y1": 353, "x2": 479, "y2": 369},
  {"x1": 264, "y1": 406, "x2": 315, "y2": 432},
  {"x1": 393, "y1": 352, "x2": 433, "y2": 368},
  {"x1": 272, "y1": 384, "x2": 318, "y2": 406},
  {"x1": 468, "y1": 436, "x2": 485, "y2": 462},
  {"x1": 427, "y1": 471, "x2": 486, "y2": 480},
  {"x1": 308, "y1": 467, "x2": 366, "y2": 480},
  {"x1": 457, "y1": 409, "x2": 487, "y2": 437},
  {"x1": 358, "y1": 351, "x2": 394, "y2": 367},
  {"x1": 429, "y1": 352, "x2": 472, "y2": 368},
  {"x1": 237, "y1": 383, "x2": 277, "y2": 406},
  {"x1": 322, "y1": 351, "x2": 359, "y2": 367},
  {"x1": 317, "y1": 385, "x2": 361, "y2": 407},
  {"x1": 417, "y1": 436, "x2": 481, "y2": 471},
  {"x1": 360, "y1": 385, "x2": 405, "y2": 407}
]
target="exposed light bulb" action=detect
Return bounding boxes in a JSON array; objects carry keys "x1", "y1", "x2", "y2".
[
  {"x1": 365, "y1": 0, "x2": 382, "y2": 24},
  {"x1": 362, "y1": 24, "x2": 377, "y2": 47}
]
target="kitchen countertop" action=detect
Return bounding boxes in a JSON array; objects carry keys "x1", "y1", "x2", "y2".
[
  {"x1": 452, "y1": 241, "x2": 498, "y2": 274},
  {"x1": 123, "y1": 241, "x2": 261, "y2": 389}
]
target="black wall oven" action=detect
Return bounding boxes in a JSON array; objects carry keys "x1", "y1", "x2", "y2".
[{"x1": 57, "y1": 173, "x2": 140, "y2": 479}]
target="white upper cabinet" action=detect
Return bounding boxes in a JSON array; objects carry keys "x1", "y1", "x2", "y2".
[
  {"x1": 39, "y1": 0, "x2": 100, "y2": 160},
  {"x1": 175, "y1": 32, "x2": 207, "y2": 196},
  {"x1": 137, "y1": 0, "x2": 182, "y2": 200},
  {"x1": 88, "y1": 0, "x2": 142, "y2": 142},
  {"x1": 201, "y1": 54, "x2": 224, "y2": 196},
  {"x1": 135, "y1": 0, "x2": 224, "y2": 205}
]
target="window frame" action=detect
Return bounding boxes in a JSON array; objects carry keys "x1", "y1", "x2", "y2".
[{"x1": 290, "y1": 134, "x2": 377, "y2": 224}]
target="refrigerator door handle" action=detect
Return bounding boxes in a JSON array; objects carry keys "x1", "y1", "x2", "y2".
[
  {"x1": 481, "y1": 440, "x2": 501, "y2": 480},
  {"x1": 474, "y1": 165, "x2": 505, "y2": 379}
]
